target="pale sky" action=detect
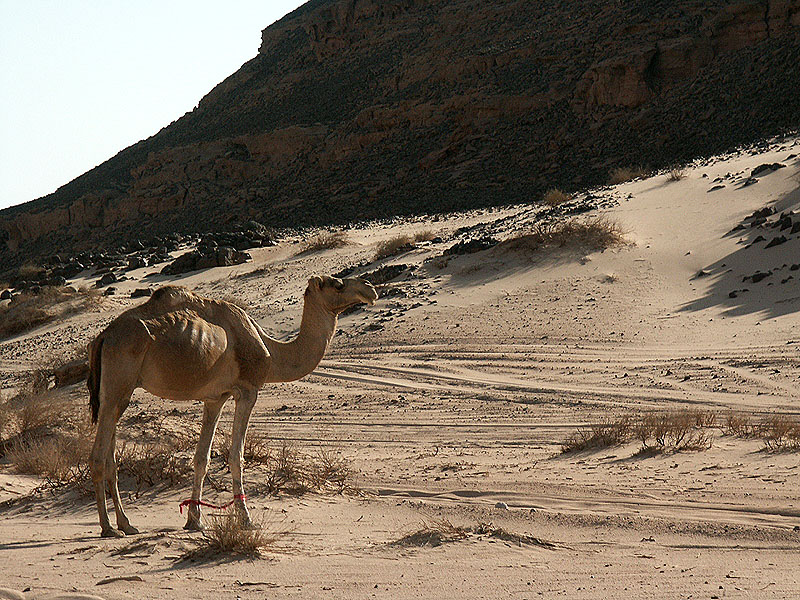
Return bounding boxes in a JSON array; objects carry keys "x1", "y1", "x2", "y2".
[{"x1": 0, "y1": 1, "x2": 306, "y2": 211}]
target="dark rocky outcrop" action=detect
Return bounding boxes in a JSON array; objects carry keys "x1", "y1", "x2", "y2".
[{"x1": 2, "y1": 0, "x2": 800, "y2": 270}]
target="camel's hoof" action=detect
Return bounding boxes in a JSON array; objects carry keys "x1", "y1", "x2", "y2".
[
  {"x1": 120, "y1": 524, "x2": 140, "y2": 535},
  {"x1": 101, "y1": 528, "x2": 125, "y2": 538},
  {"x1": 183, "y1": 520, "x2": 204, "y2": 532}
]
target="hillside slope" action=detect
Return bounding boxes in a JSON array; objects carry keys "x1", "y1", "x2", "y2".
[{"x1": 2, "y1": 0, "x2": 799, "y2": 264}]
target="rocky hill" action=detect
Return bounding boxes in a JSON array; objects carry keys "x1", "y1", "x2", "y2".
[{"x1": 2, "y1": 0, "x2": 799, "y2": 267}]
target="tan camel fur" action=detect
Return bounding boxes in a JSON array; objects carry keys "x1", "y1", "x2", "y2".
[{"x1": 87, "y1": 275, "x2": 377, "y2": 538}]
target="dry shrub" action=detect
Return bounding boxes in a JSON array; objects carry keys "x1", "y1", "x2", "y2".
[
  {"x1": 667, "y1": 166, "x2": 687, "y2": 182},
  {"x1": 543, "y1": 188, "x2": 571, "y2": 207},
  {"x1": 472, "y1": 522, "x2": 557, "y2": 549},
  {"x1": 0, "y1": 286, "x2": 102, "y2": 339},
  {"x1": 561, "y1": 416, "x2": 631, "y2": 453},
  {"x1": 759, "y1": 415, "x2": 800, "y2": 451},
  {"x1": 609, "y1": 166, "x2": 648, "y2": 185},
  {"x1": 375, "y1": 234, "x2": 414, "y2": 261},
  {"x1": 498, "y1": 216, "x2": 626, "y2": 254},
  {"x1": 392, "y1": 518, "x2": 470, "y2": 547},
  {"x1": 216, "y1": 428, "x2": 273, "y2": 465},
  {"x1": 185, "y1": 512, "x2": 283, "y2": 558},
  {"x1": 393, "y1": 519, "x2": 555, "y2": 549},
  {"x1": 301, "y1": 231, "x2": 349, "y2": 254},
  {"x1": 561, "y1": 410, "x2": 716, "y2": 455},
  {"x1": 7, "y1": 432, "x2": 91, "y2": 483},
  {"x1": 634, "y1": 410, "x2": 715, "y2": 452},
  {"x1": 257, "y1": 441, "x2": 357, "y2": 495},
  {"x1": 116, "y1": 439, "x2": 193, "y2": 493},
  {"x1": 725, "y1": 412, "x2": 756, "y2": 437},
  {"x1": 413, "y1": 230, "x2": 437, "y2": 242}
]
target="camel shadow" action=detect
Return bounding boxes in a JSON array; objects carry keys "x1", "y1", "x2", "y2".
[{"x1": 677, "y1": 181, "x2": 800, "y2": 320}]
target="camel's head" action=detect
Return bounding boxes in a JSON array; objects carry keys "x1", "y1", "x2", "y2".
[{"x1": 306, "y1": 275, "x2": 378, "y2": 314}]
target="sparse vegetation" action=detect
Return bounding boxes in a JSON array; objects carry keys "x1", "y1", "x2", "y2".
[
  {"x1": 392, "y1": 518, "x2": 556, "y2": 549},
  {"x1": 667, "y1": 166, "x2": 687, "y2": 181},
  {"x1": 609, "y1": 166, "x2": 648, "y2": 185},
  {"x1": 542, "y1": 188, "x2": 571, "y2": 207},
  {"x1": 184, "y1": 512, "x2": 284, "y2": 558},
  {"x1": 560, "y1": 416, "x2": 632, "y2": 453},
  {"x1": 561, "y1": 410, "x2": 716, "y2": 454},
  {"x1": 300, "y1": 231, "x2": 350, "y2": 254},
  {"x1": 724, "y1": 413, "x2": 800, "y2": 451},
  {"x1": 0, "y1": 286, "x2": 102, "y2": 340},
  {"x1": 498, "y1": 216, "x2": 626, "y2": 254},
  {"x1": 375, "y1": 234, "x2": 414, "y2": 261}
]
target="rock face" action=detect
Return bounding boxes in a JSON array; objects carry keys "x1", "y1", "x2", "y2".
[{"x1": 2, "y1": 0, "x2": 800, "y2": 268}]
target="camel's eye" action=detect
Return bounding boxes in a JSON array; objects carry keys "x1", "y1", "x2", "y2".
[{"x1": 333, "y1": 278, "x2": 345, "y2": 291}]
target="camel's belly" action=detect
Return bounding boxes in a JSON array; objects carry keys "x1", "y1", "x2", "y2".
[{"x1": 138, "y1": 315, "x2": 237, "y2": 401}]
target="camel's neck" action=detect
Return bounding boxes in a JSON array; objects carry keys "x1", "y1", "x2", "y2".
[{"x1": 258, "y1": 299, "x2": 337, "y2": 383}]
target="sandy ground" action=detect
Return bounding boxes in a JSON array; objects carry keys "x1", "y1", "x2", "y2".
[{"x1": 1, "y1": 137, "x2": 799, "y2": 599}]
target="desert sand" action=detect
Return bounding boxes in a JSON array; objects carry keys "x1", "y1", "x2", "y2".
[{"x1": 1, "y1": 138, "x2": 799, "y2": 599}]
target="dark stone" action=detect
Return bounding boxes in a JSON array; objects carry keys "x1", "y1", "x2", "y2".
[
  {"x1": 707, "y1": 185, "x2": 725, "y2": 192},
  {"x1": 0, "y1": 289, "x2": 11, "y2": 300},
  {"x1": 53, "y1": 359, "x2": 89, "y2": 388},
  {"x1": 750, "y1": 235, "x2": 766, "y2": 244},
  {"x1": 96, "y1": 272, "x2": 117, "y2": 287},
  {"x1": 131, "y1": 287, "x2": 152, "y2": 298},
  {"x1": 778, "y1": 216, "x2": 793, "y2": 231},
  {"x1": 127, "y1": 256, "x2": 147, "y2": 270},
  {"x1": 104, "y1": 286, "x2": 116, "y2": 296},
  {"x1": 790, "y1": 264, "x2": 800, "y2": 271},
  {"x1": 751, "y1": 163, "x2": 785, "y2": 177},
  {"x1": 750, "y1": 271, "x2": 772, "y2": 283},
  {"x1": 728, "y1": 291, "x2": 738, "y2": 298},
  {"x1": 750, "y1": 218, "x2": 766, "y2": 228},
  {"x1": 764, "y1": 235, "x2": 788, "y2": 248},
  {"x1": 444, "y1": 237, "x2": 499, "y2": 256},
  {"x1": 362, "y1": 264, "x2": 409, "y2": 285}
]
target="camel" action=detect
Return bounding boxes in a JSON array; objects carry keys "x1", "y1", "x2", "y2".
[{"x1": 86, "y1": 275, "x2": 377, "y2": 538}]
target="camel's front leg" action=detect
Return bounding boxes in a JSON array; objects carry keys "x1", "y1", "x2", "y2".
[
  {"x1": 184, "y1": 397, "x2": 226, "y2": 531},
  {"x1": 229, "y1": 388, "x2": 258, "y2": 528}
]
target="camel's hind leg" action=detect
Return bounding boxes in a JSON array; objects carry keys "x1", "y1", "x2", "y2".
[
  {"x1": 107, "y1": 434, "x2": 139, "y2": 535},
  {"x1": 229, "y1": 388, "x2": 258, "y2": 528},
  {"x1": 184, "y1": 395, "x2": 227, "y2": 531},
  {"x1": 91, "y1": 395, "x2": 131, "y2": 538}
]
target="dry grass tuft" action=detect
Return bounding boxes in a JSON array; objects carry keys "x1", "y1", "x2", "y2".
[
  {"x1": 561, "y1": 417, "x2": 632, "y2": 453},
  {"x1": 392, "y1": 519, "x2": 556, "y2": 549},
  {"x1": 667, "y1": 166, "x2": 687, "y2": 182},
  {"x1": 498, "y1": 216, "x2": 626, "y2": 255},
  {"x1": 0, "y1": 286, "x2": 102, "y2": 340},
  {"x1": 608, "y1": 166, "x2": 648, "y2": 185},
  {"x1": 542, "y1": 188, "x2": 571, "y2": 207},
  {"x1": 300, "y1": 231, "x2": 350, "y2": 254},
  {"x1": 392, "y1": 518, "x2": 470, "y2": 547},
  {"x1": 7, "y1": 433, "x2": 91, "y2": 483},
  {"x1": 215, "y1": 437, "x2": 358, "y2": 496},
  {"x1": 184, "y1": 512, "x2": 283, "y2": 559},
  {"x1": 561, "y1": 410, "x2": 716, "y2": 454},
  {"x1": 115, "y1": 439, "x2": 194, "y2": 493},
  {"x1": 725, "y1": 412, "x2": 800, "y2": 451},
  {"x1": 413, "y1": 230, "x2": 437, "y2": 243},
  {"x1": 757, "y1": 415, "x2": 800, "y2": 451},
  {"x1": 375, "y1": 234, "x2": 414, "y2": 261}
]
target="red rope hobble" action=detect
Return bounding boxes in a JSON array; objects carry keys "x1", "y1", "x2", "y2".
[{"x1": 179, "y1": 494, "x2": 247, "y2": 514}]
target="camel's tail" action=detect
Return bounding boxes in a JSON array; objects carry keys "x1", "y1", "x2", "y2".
[{"x1": 87, "y1": 337, "x2": 104, "y2": 425}]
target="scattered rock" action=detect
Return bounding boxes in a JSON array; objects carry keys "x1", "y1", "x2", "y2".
[
  {"x1": 444, "y1": 237, "x2": 498, "y2": 256},
  {"x1": 750, "y1": 163, "x2": 785, "y2": 177},
  {"x1": 131, "y1": 287, "x2": 152, "y2": 298},
  {"x1": 54, "y1": 359, "x2": 90, "y2": 387},
  {"x1": 0, "y1": 290, "x2": 11, "y2": 300},
  {"x1": 707, "y1": 185, "x2": 725, "y2": 192},
  {"x1": 764, "y1": 235, "x2": 787, "y2": 248},
  {"x1": 495, "y1": 502, "x2": 509, "y2": 510},
  {"x1": 96, "y1": 272, "x2": 117, "y2": 287}
]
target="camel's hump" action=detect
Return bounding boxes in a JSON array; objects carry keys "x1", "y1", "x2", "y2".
[{"x1": 148, "y1": 285, "x2": 199, "y2": 308}]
